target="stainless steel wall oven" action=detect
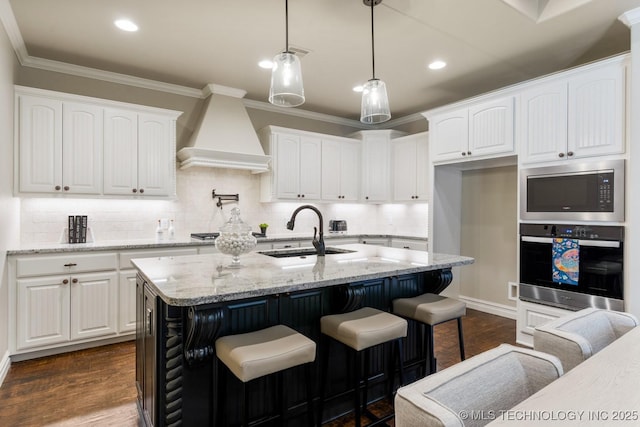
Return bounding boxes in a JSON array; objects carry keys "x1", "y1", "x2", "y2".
[{"x1": 519, "y1": 223, "x2": 624, "y2": 311}]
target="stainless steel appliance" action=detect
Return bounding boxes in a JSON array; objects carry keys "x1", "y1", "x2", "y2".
[
  {"x1": 520, "y1": 159, "x2": 624, "y2": 222},
  {"x1": 328, "y1": 220, "x2": 347, "y2": 233},
  {"x1": 519, "y1": 223, "x2": 624, "y2": 311}
]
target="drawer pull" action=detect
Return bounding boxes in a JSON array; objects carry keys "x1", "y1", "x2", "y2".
[{"x1": 63, "y1": 263, "x2": 77, "y2": 267}]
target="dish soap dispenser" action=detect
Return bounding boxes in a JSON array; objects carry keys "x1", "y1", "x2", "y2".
[{"x1": 155, "y1": 220, "x2": 164, "y2": 241}]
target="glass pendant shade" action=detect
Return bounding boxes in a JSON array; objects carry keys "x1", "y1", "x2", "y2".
[
  {"x1": 269, "y1": 52, "x2": 305, "y2": 107},
  {"x1": 360, "y1": 78, "x2": 391, "y2": 124}
]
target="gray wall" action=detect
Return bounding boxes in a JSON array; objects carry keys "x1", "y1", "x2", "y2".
[
  {"x1": 0, "y1": 18, "x2": 21, "y2": 370},
  {"x1": 459, "y1": 166, "x2": 517, "y2": 307}
]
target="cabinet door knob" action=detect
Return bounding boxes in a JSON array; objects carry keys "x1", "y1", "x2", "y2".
[
  {"x1": 461, "y1": 152, "x2": 466, "y2": 156},
  {"x1": 139, "y1": 188, "x2": 144, "y2": 194},
  {"x1": 63, "y1": 186, "x2": 70, "y2": 191},
  {"x1": 55, "y1": 185, "x2": 61, "y2": 191},
  {"x1": 132, "y1": 188, "x2": 137, "y2": 193},
  {"x1": 467, "y1": 151, "x2": 472, "y2": 155},
  {"x1": 301, "y1": 194, "x2": 305, "y2": 198},
  {"x1": 415, "y1": 195, "x2": 419, "y2": 199},
  {"x1": 567, "y1": 151, "x2": 574, "y2": 157},
  {"x1": 62, "y1": 279, "x2": 69, "y2": 285},
  {"x1": 558, "y1": 152, "x2": 565, "y2": 158},
  {"x1": 297, "y1": 194, "x2": 301, "y2": 198},
  {"x1": 72, "y1": 278, "x2": 78, "y2": 284}
]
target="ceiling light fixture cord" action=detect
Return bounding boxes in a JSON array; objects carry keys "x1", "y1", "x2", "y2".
[
  {"x1": 371, "y1": 0, "x2": 375, "y2": 79},
  {"x1": 285, "y1": 0, "x2": 290, "y2": 53}
]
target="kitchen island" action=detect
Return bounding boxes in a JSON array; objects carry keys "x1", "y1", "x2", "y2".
[{"x1": 132, "y1": 244, "x2": 473, "y2": 426}]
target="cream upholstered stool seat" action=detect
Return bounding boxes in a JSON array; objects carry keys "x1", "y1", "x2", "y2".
[
  {"x1": 318, "y1": 307, "x2": 408, "y2": 427},
  {"x1": 393, "y1": 293, "x2": 466, "y2": 375},
  {"x1": 215, "y1": 324, "x2": 316, "y2": 426}
]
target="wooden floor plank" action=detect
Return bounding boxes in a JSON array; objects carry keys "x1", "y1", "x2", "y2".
[{"x1": 0, "y1": 309, "x2": 515, "y2": 426}]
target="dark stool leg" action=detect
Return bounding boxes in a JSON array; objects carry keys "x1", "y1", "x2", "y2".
[
  {"x1": 317, "y1": 334, "x2": 330, "y2": 427},
  {"x1": 354, "y1": 349, "x2": 362, "y2": 427},
  {"x1": 242, "y1": 381, "x2": 249, "y2": 427},
  {"x1": 457, "y1": 317, "x2": 466, "y2": 361},
  {"x1": 278, "y1": 371, "x2": 286, "y2": 425},
  {"x1": 305, "y1": 362, "x2": 314, "y2": 427},
  {"x1": 426, "y1": 324, "x2": 436, "y2": 374},
  {"x1": 362, "y1": 348, "x2": 370, "y2": 419},
  {"x1": 396, "y1": 338, "x2": 405, "y2": 388}
]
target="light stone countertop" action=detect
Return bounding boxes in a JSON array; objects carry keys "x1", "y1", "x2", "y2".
[
  {"x1": 132, "y1": 243, "x2": 473, "y2": 306},
  {"x1": 6, "y1": 233, "x2": 427, "y2": 255}
]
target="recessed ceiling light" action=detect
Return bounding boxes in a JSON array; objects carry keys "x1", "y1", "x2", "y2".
[
  {"x1": 428, "y1": 60, "x2": 447, "y2": 70},
  {"x1": 258, "y1": 59, "x2": 274, "y2": 69},
  {"x1": 114, "y1": 19, "x2": 139, "y2": 32},
  {"x1": 353, "y1": 85, "x2": 364, "y2": 93}
]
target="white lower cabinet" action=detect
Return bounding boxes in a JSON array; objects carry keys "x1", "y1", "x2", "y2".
[
  {"x1": 390, "y1": 238, "x2": 427, "y2": 251},
  {"x1": 516, "y1": 299, "x2": 573, "y2": 347},
  {"x1": 16, "y1": 269, "x2": 118, "y2": 351}
]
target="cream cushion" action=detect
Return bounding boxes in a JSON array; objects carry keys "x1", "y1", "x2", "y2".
[
  {"x1": 215, "y1": 325, "x2": 316, "y2": 383},
  {"x1": 394, "y1": 344, "x2": 563, "y2": 427},
  {"x1": 321, "y1": 307, "x2": 407, "y2": 351},
  {"x1": 534, "y1": 307, "x2": 638, "y2": 372},
  {"x1": 393, "y1": 293, "x2": 466, "y2": 325}
]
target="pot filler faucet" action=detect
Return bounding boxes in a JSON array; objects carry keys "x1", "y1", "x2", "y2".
[{"x1": 286, "y1": 205, "x2": 326, "y2": 256}]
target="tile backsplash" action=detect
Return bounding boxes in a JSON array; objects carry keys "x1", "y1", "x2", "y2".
[{"x1": 19, "y1": 168, "x2": 428, "y2": 244}]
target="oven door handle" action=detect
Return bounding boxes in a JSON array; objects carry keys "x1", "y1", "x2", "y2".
[{"x1": 521, "y1": 236, "x2": 620, "y2": 248}]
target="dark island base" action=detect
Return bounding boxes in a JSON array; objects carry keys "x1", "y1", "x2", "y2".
[{"x1": 137, "y1": 268, "x2": 454, "y2": 426}]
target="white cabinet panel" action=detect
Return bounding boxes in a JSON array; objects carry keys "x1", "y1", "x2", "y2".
[
  {"x1": 429, "y1": 96, "x2": 514, "y2": 164},
  {"x1": 321, "y1": 137, "x2": 361, "y2": 201},
  {"x1": 516, "y1": 299, "x2": 573, "y2": 347},
  {"x1": 468, "y1": 96, "x2": 514, "y2": 157},
  {"x1": 430, "y1": 110, "x2": 468, "y2": 162},
  {"x1": 119, "y1": 271, "x2": 138, "y2": 333},
  {"x1": 138, "y1": 113, "x2": 175, "y2": 196},
  {"x1": 104, "y1": 109, "x2": 138, "y2": 195},
  {"x1": 62, "y1": 102, "x2": 103, "y2": 194},
  {"x1": 15, "y1": 253, "x2": 118, "y2": 277},
  {"x1": 18, "y1": 95, "x2": 63, "y2": 193},
  {"x1": 259, "y1": 127, "x2": 322, "y2": 201},
  {"x1": 16, "y1": 276, "x2": 70, "y2": 350},
  {"x1": 360, "y1": 133, "x2": 393, "y2": 202},
  {"x1": 71, "y1": 271, "x2": 118, "y2": 340},
  {"x1": 393, "y1": 132, "x2": 429, "y2": 202},
  {"x1": 519, "y1": 81, "x2": 568, "y2": 164},
  {"x1": 520, "y1": 59, "x2": 626, "y2": 164},
  {"x1": 16, "y1": 86, "x2": 180, "y2": 198}
]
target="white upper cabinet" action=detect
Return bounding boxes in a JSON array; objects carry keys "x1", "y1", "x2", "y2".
[
  {"x1": 429, "y1": 96, "x2": 514, "y2": 164},
  {"x1": 259, "y1": 127, "x2": 322, "y2": 201},
  {"x1": 321, "y1": 137, "x2": 361, "y2": 201},
  {"x1": 520, "y1": 59, "x2": 625, "y2": 164},
  {"x1": 18, "y1": 96, "x2": 103, "y2": 195},
  {"x1": 353, "y1": 130, "x2": 405, "y2": 202},
  {"x1": 15, "y1": 86, "x2": 181, "y2": 198},
  {"x1": 393, "y1": 132, "x2": 429, "y2": 202}
]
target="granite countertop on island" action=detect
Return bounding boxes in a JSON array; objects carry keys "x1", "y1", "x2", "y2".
[{"x1": 132, "y1": 243, "x2": 473, "y2": 306}]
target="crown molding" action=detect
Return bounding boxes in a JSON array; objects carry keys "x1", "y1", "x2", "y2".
[
  {"x1": 0, "y1": 0, "x2": 425, "y2": 130},
  {"x1": 619, "y1": 7, "x2": 640, "y2": 27}
]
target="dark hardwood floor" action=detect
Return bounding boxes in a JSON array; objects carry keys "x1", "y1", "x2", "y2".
[{"x1": 0, "y1": 309, "x2": 515, "y2": 426}]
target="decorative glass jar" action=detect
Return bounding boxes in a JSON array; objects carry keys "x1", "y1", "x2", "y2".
[{"x1": 215, "y1": 208, "x2": 257, "y2": 267}]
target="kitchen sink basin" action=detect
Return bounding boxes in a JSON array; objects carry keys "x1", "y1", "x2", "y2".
[{"x1": 258, "y1": 247, "x2": 356, "y2": 258}]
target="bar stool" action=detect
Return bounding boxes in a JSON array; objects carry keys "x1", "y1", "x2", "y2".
[
  {"x1": 393, "y1": 293, "x2": 466, "y2": 375},
  {"x1": 215, "y1": 324, "x2": 316, "y2": 426},
  {"x1": 318, "y1": 307, "x2": 408, "y2": 427}
]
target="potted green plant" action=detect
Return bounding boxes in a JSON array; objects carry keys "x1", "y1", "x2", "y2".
[{"x1": 259, "y1": 223, "x2": 269, "y2": 235}]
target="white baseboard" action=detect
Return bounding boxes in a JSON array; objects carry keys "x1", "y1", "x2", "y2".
[
  {"x1": 458, "y1": 295, "x2": 517, "y2": 320},
  {"x1": 0, "y1": 350, "x2": 11, "y2": 388}
]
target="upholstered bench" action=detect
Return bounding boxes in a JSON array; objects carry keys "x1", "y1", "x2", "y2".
[{"x1": 394, "y1": 344, "x2": 562, "y2": 427}]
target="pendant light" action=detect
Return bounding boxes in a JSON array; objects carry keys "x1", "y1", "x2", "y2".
[
  {"x1": 269, "y1": 0, "x2": 305, "y2": 107},
  {"x1": 360, "y1": 0, "x2": 391, "y2": 124}
]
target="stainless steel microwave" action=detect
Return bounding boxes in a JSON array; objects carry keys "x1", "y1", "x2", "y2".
[{"x1": 520, "y1": 159, "x2": 625, "y2": 222}]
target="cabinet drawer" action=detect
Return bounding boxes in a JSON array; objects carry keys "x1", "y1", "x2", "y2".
[
  {"x1": 16, "y1": 253, "x2": 118, "y2": 277},
  {"x1": 391, "y1": 239, "x2": 427, "y2": 251},
  {"x1": 119, "y1": 248, "x2": 198, "y2": 269}
]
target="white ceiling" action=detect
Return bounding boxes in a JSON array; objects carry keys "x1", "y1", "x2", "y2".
[{"x1": 6, "y1": 0, "x2": 640, "y2": 122}]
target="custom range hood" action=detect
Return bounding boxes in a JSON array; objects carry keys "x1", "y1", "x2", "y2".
[{"x1": 177, "y1": 84, "x2": 270, "y2": 173}]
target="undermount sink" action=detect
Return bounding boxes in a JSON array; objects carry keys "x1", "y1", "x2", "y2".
[{"x1": 258, "y1": 247, "x2": 356, "y2": 258}]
